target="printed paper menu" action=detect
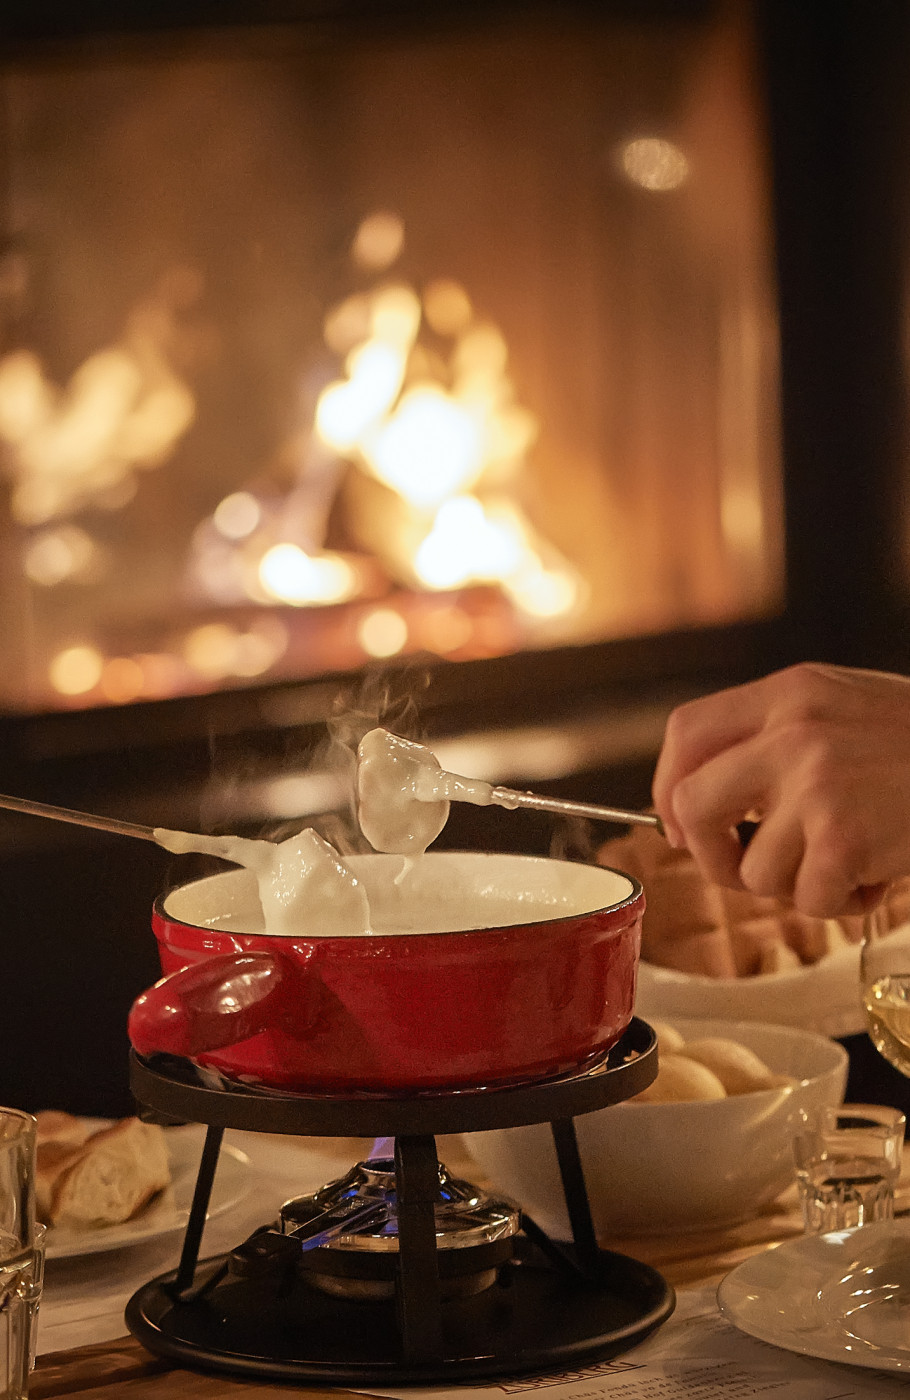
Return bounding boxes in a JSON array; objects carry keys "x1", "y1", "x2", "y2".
[{"x1": 369, "y1": 1289, "x2": 910, "y2": 1400}]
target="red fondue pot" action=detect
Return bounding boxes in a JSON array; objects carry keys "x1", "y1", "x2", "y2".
[{"x1": 128, "y1": 851, "x2": 644, "y2": 1093}]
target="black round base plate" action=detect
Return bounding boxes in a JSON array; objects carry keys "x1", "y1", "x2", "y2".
[{"x1": 125, "y1": 1238, "x2": 674, "y2": 1386}]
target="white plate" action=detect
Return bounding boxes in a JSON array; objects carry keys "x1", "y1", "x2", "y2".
[
  {"x1": 45, "y1": 1130, "x2": 252, "y2": 1259},
  {"x1": 718, "y1": 1218, "x2": 910, "y2": 1372}
]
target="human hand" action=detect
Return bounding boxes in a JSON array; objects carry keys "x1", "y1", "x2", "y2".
[{"x1": 652, "y1": 662, "x2": 910, "y2": 917}]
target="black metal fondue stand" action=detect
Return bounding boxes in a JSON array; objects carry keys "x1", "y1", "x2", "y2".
[{"x1": 126, "y1": 1018, "x2": 674, "y2": 1386}]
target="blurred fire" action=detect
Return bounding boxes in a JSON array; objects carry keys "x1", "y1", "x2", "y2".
[
  {"x1": 0, "y1": 268, "x2": 198, "y2": 530},
  {"x1": 188, "y1": 211, "x2": 583, "y2": 634},
  {"x1": 1, "y1": 216, "x2": 582, "y2": 705},
  {"x1": 312, "y1": 263, "x2": 581, "y2": 621}
]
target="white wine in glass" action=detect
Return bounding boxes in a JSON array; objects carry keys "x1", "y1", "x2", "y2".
[{"x1": 862, "y1": 912, "x2": 910, "y2": 1078}]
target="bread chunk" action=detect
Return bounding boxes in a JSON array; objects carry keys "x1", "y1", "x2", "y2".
[
  {"x1": 647, "y1": 1018, "x2": 686, "y2": 1055},
  {"x1": 34, "y1": 1110, "x2": 91, "y2": 1150},
  {"x1": 36, "y1": 1140, "x2": 86, "y2": 1223},
  {"x1": 37, "y1": 1117, "x2": 171, "y2": 1229},
  {"x1": 681, "y1": 1037, "x2": 777, "y2": 1094},
  {"x1": 632, "y1": 1054, "x2": 727, "y2": 1103}
]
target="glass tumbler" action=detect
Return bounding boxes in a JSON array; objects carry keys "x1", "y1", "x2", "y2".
[
  {"x1": 0, "y1": 1110, "x2": 43, "y2": 1400},
  {"x1": 792, "y1": 1102, "x2": 906, "y2": 1234}
]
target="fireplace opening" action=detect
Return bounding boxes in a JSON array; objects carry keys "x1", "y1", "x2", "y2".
[{"x1": 0, "y1": 1, "x2": 782, "y2": 717}]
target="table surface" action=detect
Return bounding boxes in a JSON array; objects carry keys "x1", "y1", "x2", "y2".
[{"x1": 28, "y1": 1126, "x2": 893, "y2": 1400}]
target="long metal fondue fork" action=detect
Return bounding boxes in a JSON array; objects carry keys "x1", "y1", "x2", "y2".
[
  {"x1": 479, "y1": 789, "x2": 758, "y2": 846},
  {"x1": 0, "y1": 791, "x2": 160, "y2": 841},
  {"x1": 0, "y1": 787, "x2": 666, "y2": 839},
  {"x1": 481, "y1": 786, "x2": 664, "y2": 833}
]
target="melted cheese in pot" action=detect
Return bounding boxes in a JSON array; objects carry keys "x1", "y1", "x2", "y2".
[
  {"x1": 153, "y1": 825, "x2": 369, "y2": 937},
  {"x1": 153, "y1": 728, "x2": 577, "y2": 937}
]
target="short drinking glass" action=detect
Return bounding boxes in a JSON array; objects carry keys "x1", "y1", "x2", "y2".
[
  {"x1": 0, "y1": 1109, "x2": 43, "y2": 1400},
  {"x1": 792, "y1": 1103, "x2": 905, "y2": 1234}
]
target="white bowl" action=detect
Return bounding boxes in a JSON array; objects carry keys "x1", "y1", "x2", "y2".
[{"x1": 466, "y1": 1018, "x2": 848, "y2": 1237}]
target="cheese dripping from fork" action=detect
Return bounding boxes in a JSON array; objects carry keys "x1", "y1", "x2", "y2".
[{"x1": 356, "y1": 727, "x2": 496, "y2": 856}]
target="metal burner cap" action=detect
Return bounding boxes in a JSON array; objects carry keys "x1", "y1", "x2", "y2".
[{"x1": 280, "y1": 1156, "x2": 520, "y2": 1253}]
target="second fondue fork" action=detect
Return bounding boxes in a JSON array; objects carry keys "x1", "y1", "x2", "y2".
[{"x1": 475, "y1": 787, "x2": 664, "y2": 832}]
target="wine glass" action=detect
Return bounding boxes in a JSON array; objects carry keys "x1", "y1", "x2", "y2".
[{"x1": 861, "y1": 908, "x2": 910, "y2": 1083}]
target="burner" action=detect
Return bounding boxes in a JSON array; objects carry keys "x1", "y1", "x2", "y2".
[
  {"x1": 125, "y1": 1018, "x2": 675, "y2": 1385},
  {"x1": 278, "y1": 1156, "x2": 520, "y2": 1300}
]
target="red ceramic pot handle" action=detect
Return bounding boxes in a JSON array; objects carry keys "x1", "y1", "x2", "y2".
[{"x1": 128, "y1": 952, "x2": 293, "y2": 1059}]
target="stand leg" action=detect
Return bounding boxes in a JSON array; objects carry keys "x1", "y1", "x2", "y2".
[
  {"x1": 394, "y1": 1134, "x2": 443, "y2": 1364},
  {"x1": 550, "y1": 1117, "x2": 600, "y2": 1277},
  {"x1": 171, "y1": 1125, "x2": 224, "y2": 1297}
]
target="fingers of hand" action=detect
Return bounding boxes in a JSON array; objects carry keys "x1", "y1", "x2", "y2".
[
  {"x1": 737, "y1": 810, "x2": 806, "y2": 904},
  {"x1": 680, "y1": 824, "x2": 749, "y2": 892},
  {"x1": 678, "y1": 777, "x2": 869, "y2": 917},
  {"x1": 667, "y1": 742, "x2": 768, "y2": 890},
  {"x1": 652, "y1": 663, "x2": 857, "y2": 847},
  {"x1": 790, "y1": 827, "x2": 873, "y2": 918},
  {"x1": 652, "y1": 682, "x2": 769, "y2": 844}
]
